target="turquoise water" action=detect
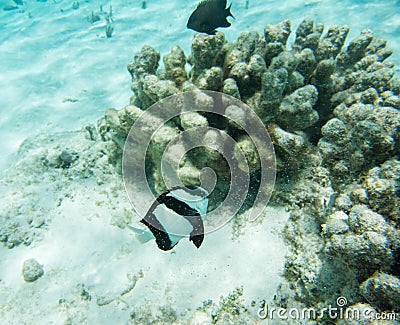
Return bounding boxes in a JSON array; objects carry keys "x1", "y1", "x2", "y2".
[{"x1": 0, "y1": 0, "x2": 399, "y2": 324}]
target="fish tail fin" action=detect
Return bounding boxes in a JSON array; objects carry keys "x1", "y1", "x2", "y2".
[
  {"x1": 126, "y1": 224, "x2": 154, "y2": 244},
  {"x1": 227, "y1": 3, "x2": 235, "y2": 18}
]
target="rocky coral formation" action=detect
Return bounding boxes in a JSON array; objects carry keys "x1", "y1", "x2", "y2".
[
  {"x1": 319, "y1": 100, "x2": 400, "y2": 188},
  {"x1": 324, "y1": 203, "x2": 398, "y2": 278},
  {"x1": 277, "y1": 141, "x2": 399, "y2": 324},
  {"x1": 322, "y1": 158, "x2": 400, "y2": 281},
  {"x1": 97, "y1": 18, "x2": 400, "y2": 323},
  {"x1": 360, "y1": 272, "x2": 400, "y2": 312},
  {"x1": 127, "y1": 45, "x2": 179, "y2": 109},
  {"x1": 275, "y1": 160, "x2": 400, "y2": 325},
  {"x1": 103, "y1": 17, "x2": 399, "y2": 180},
  {"x1": 314, "y1": 23, "x2": 400, "y2": 187}
]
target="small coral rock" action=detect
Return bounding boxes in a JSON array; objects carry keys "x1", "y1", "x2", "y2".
[
  {"x1": 322, "y1": 211, "x2": 350, "y2": 236},
  {"x1": 58, "y1": 150, "x2": 78, "y2": 168},
  {"x1": 326, "y1": 231, "x2": 393, "y2": 276},
  {"x1": 348, "y1": 205, "x2": 389, "y2": 235},
  {"x1": 22, "y1": 258, "x2": 44, "y2": 282}
]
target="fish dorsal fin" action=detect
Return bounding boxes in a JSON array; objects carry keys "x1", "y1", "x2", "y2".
[
  {"x1": 197, "y1": 0, "x2": 227, "y2": 9},
  {"x1": 226, "y1": 3, "x2": 235, "y2": 18}
]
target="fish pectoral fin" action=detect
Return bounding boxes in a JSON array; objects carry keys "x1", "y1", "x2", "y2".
[
  {"x1": 126, "y1": 224, "x2": 154, "y2": 244},
  {"x1": 136, "y1": 231, "x2": 155, "y2": 244}
]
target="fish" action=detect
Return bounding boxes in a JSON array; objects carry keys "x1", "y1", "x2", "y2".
[
  {"x1": 187, "y1": 0, "x2": 234, "y2": 35},
  {"x1": 127, "y1": 186, "x2": 209, "y2": 251}
]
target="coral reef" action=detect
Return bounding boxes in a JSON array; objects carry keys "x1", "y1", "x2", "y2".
[
  {"x1": 96, "y1": 18, "x2": 400, "y2": 323},
  {"x1": 103, "y1": 17, "x2": 399, "y2": 180}
]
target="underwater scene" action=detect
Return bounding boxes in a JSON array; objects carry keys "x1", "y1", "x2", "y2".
[{"x1": 0, "y1": 0, "x2": 399, "y2": 324}]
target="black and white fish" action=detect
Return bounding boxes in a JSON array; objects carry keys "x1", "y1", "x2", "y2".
[
  {"x1": 187, "y1": 0, "x2": 234, "y2": 35},
  {"x1": 127, "y1": 186, "x2": 209, "y2": 251}
]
